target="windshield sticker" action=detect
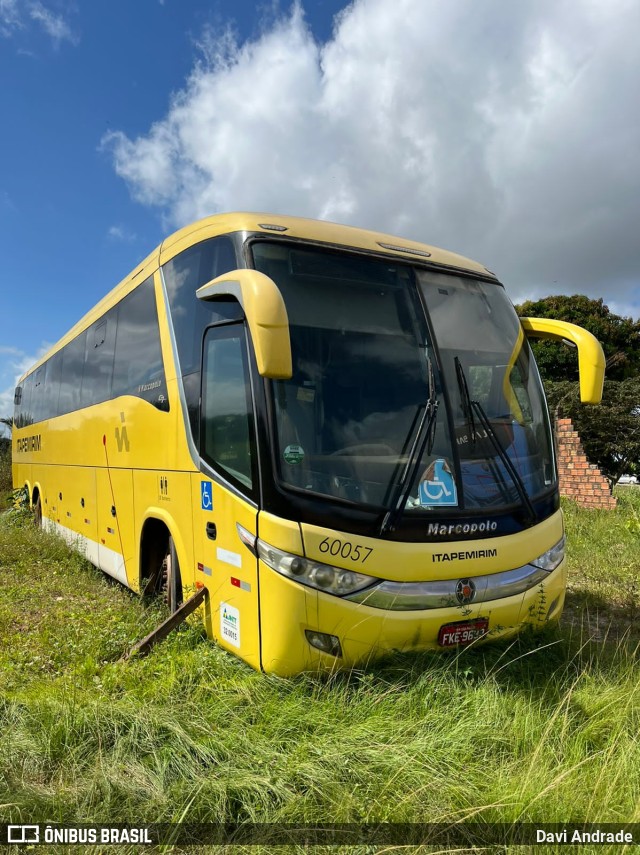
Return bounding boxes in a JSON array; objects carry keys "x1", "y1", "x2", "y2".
[
  {"x1": 297, "y1": 387, "x2": 315, "y2": 403},
  {"x1": 419, "y1": 458, "x2": 458, "y2": 507},
  {"x1": 284, "y1": 444, "x2": 305, "y2": 465}
]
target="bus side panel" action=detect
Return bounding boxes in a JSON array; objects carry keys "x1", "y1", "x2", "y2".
[
  {"x1": 55, "y1": 466, "x2": 97, "y2": 557},
  {"x1": 192, "y1": 475, "x2": 260, "y2": 670},
  {"x1": 96, "y1": 467, "x2": 133, "y2": 588},
  {"x1": 12, "y1": 456, "x2": 31, "y2": 500},
  {"x1": 35, "y1": 464, "x2": 54, "y2": 522},
  {"x1": 11, "y1": 453, "x2": 21, "y2": 492},
  {"x1": 258, "y1": 564, "x2": 321, "y2": 675},
  {"x1": 40, "y1": 464, "x2": 55, "y2": 522},
  {"x1": 256, "y1": 512, "x2": 320, "y2": 675},
  {"x1": 133, "y1": 469, "x2": 196, "y2": 596},
  {"x1": 35, "y1": 463, "x2": 95, "y2": 562},
  {"x1": 12, "y1": 431, "x2": 41, "y2": 507}
]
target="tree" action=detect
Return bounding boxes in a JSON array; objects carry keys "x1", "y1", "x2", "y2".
[
  {"x1": 544, "y1": 379, "x2": 640, "y2": 487},
  {"x1": 0, "y1": 417, "x2": 12, "y2": 440},
  {"x1": 516, "y1": 296, "x2": 640, "y2": 487}
]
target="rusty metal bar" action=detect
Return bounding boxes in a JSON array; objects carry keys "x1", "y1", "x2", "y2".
[{"x1": 122, "y1": 586, "x2": 208, "y2": 660}]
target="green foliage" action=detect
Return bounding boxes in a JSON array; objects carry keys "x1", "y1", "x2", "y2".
[
  {"x1": 0, "y1": 504, "x2": 638, "y2": 854},
  {"x1": 0, "y1": 440, "x2": 12, "y2": 510},
  {"x1": 547, "y1": 378, "x2": 640, "y2": 483},
  {"x1": 516, "y1": 295, "x2": 640, "y2": 482}
]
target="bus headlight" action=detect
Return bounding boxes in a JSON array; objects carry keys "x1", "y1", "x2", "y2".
[
  {"x1": 530, "y1": 535, "x2": 565, "y2": 572},
  {"x1": 256, "y1": 539, "x2": 379, "y2": 596}
]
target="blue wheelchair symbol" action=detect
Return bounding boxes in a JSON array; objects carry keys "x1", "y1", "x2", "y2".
[
  {"x1": 419, "y1": 459, "x2": 458, "y2": 507},
  {"x1": 201, "y1": 481, "x2": 213, "y2": 511}
]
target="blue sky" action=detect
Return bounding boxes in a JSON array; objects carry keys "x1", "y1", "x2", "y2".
[{"x1": 1, "y1": 0, "x2": 639, "y2": 432}]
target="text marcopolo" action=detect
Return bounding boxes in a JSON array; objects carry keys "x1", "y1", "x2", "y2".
[{"x1": 427, "y1": 521, "x2": 498, "y2": 537}]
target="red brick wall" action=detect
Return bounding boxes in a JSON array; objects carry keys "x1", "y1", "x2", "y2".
[{"x1": 555, "y1": 417, "x2": 617, "y2": 509}]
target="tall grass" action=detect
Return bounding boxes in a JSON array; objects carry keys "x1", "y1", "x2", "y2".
[
  {"x1": 0, "y1": 440, "x2": 11, "y2": 510},
  {"x1": 0, "y1": 494, "x2": 638, "y2": 854},
  {"x1": 562, "y1": 489, "x2": 640, "y2": 638}
]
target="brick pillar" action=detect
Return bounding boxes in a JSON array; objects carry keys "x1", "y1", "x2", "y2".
[{"x1": 555, "y1": 418, "x2": 617, "y2": 509}]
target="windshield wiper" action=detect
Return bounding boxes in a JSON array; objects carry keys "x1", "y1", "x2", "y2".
[
  {"x1": 455, "y1": 356, "x2": 477, "y2": 449},
  {"x1": 379, "y1": 359, "x2": 439, "y2": 535},
  {"x1": 454, "y1": 357, "x2": 536, "y2": 526}
]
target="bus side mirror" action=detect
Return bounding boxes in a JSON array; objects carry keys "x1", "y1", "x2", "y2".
[
  {"x1": 520, "y1": 317, "x2": 605, "y2": 404},
  {"x1": 197, "y1": 269, "x2": 293, "y2": 379}
]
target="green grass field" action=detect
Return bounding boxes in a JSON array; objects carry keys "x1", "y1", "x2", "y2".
[
  {"x1": 0, "y1": 442, "x2": 11, "y2": 511},
  {"x1": 0, "y1": 459, "x2": 638, "y2": 853}
]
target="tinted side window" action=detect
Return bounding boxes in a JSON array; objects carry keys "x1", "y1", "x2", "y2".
[
  {"x1": 14, "y1": 373, "x2": 33, "y2": 427},
  {"x1": 163, "y1": 237, "x2": 239, "y2": 443},
  {"x1": 80, "y1": 314, "x2": 116, "y2": 408},
  {"x1": 43, "y1": 352, "x2": 63, "y2": 420},
  {"x1": 59, "y1": 331, "x2": 87, "y2": 416},
  {"x1": 112, "y1": 276, "x2": 168, "y2": 410},
  {"x1": 201, "y1": 324, "x2": 256, "y2": 493},
  {"x1": 31, "y1": 365, "x2": 46, "y2": 423},
  {"x1": 163, "y1": 237, "x2": 238, "y2": 375}
]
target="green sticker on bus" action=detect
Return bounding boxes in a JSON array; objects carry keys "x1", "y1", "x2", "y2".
[{"x1": 284, "y1": 444, "x2": 305, "y2": 465}]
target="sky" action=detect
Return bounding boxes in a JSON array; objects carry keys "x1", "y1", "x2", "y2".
[{"x1": 1, "y1": 0, "x2": 639, "y2": 434}]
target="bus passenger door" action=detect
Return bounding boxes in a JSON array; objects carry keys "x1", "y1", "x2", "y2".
[{"x1": 192, "y1": 323, "x2": 260, "y2": 670}]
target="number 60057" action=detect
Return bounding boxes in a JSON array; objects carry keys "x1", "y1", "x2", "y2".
[{"x1": 318, "y1": 538, "x2": 373, "y2": 563}]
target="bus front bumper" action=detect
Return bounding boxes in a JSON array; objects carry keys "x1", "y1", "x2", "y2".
[{"x1": 258, "y1": 559, "x2": 566, "y2": 675}]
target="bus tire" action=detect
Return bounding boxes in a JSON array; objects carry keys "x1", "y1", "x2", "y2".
[{"x1": 161, "y1": 536, "x2": 183, "y2": 614}]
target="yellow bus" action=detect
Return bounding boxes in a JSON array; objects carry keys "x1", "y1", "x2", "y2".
[{"x1": 12, "y1": 213, "x2": 605, "y2": 674}]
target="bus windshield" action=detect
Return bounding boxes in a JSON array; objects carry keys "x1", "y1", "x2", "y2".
[
  {"x1": 417, "y1": 270, "x2": 555, "y2": 511},
  {"x1": 251, "y1": 241, "x2": 555, "y2": 517}
]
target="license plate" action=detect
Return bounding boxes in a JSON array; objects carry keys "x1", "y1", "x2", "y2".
[{"x1": 438, "y1": 618, "x2": 489, "y2": 647}]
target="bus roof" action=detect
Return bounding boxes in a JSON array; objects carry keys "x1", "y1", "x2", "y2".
[
  {"x1": 21, "y1": 212, "x2": 497, "y2": 379},
  {"x1": 159, "y1": 212, "x2": 495, "y2": 277}
]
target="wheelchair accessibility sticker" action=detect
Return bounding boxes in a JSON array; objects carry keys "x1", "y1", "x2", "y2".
[
  {"x1": 201, "y1": 481, "x2": 213, "y2": 511},
  {"x1": 419, "y1": 458, "x2": 458, "y2": 507}
]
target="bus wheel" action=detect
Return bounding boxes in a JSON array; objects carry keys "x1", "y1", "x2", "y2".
[
  {"x1": 33, "y1": 494, "x2": 42, "y2": 529},
  {"x1": 161, "y1": 536, "x2": 183, "y2": 614}
]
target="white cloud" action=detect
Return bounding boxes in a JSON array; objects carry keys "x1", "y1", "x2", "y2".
[
  {"x1": 104, "y1": 0, "x2": 640, "y2": 317},
  {"x1": 0, "y1": 345, "x2": 47, "y2": 437},
  {"x1": 0, "y1": 0, "x2": 21, "y2": 35},
  {"x1": 29, "y1": 1, "x2": 75, "y2": 45},
  {"x1": 0, "y1": 190, "x2": 16, "y2": 213},
  {"x1": 107, "y1": 224, "x2": 137, "y2": 243},
  {"x1": 1, "y1": 0, "x2": 76, "y2": 45}
]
